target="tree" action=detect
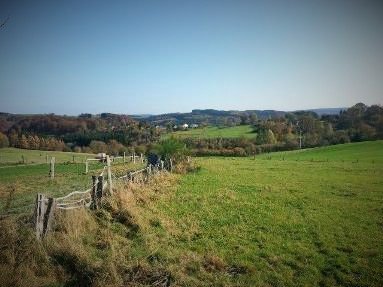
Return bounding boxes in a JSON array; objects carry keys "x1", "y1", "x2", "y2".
[
  {"x1": 0, "y1": 132, "x2": 9, "y2": 147},
  {"x1": 151, "y1": 137, "x2": 189, "y2": 163},
  {"x1": 89, "y1": 140, "x2": 107, "y2": 153},
  {"x1": 19, "y1": 135, "x2": 29, "y2": 149},
  {"x1": 256, "y1": 129, "x2": 277, "y2": 145}
]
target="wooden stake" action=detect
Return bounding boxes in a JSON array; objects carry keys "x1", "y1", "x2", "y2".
[
  {"x1": 34, "y1": 194, "x2": 56, "y2": 240},
  {"x1": 91, "y1": 176, "x2": 97, "y2": 209},
  {"x1": 96, "y1": 176, "x2": 103, "y2": 208},
  {"x1": 85, "y1": 160, "x2": 89, "y2": 174},
  {"x1": 50, "y1": 157, "x2": 55, "y2": 179},
  {"x1": 106, "y1": 155, "x2": 113, "y2": 195}
]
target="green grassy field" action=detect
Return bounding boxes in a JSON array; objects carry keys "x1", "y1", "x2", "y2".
[
  {"x1": 1, "y1": 142, "x2": 382, "y2": 286},
  {"x1": 257, "y1": 140, "x2": 383, "y2": 163},
  {"x1": 167, "y1": 125, "x2": 256, "y2": 139},
  {"x1": 0, "y1": 148, "x2": 144, "y2": 215},
  {"x1": 0, "y1": 147, "x2": 94, "y2": 165},
  {"x1": 132, "y1": 141, "x2": 383, "y2": 286}
]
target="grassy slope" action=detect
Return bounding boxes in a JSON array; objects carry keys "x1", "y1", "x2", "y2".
[
  {"x1": 0, "y1": 147, "x2": 94, "y2": 165},
  {"x1": 0, "y1": 151, "x2": 141, "y2": 213},
  {"x1": 257, "y1": 140, "x2": 383, "y2": 163},
  {"x1": 1, "y1": 142, "x2": 382, "y2": 286},
  {"x1": 139, "y1": 141, "x2": 383, "y2": 286},
  {"x1": 167, "y1": 125, "x2": 256, "y2": 139}
]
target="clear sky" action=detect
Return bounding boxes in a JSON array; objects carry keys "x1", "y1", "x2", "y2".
[{"x1": 0, "y1": 0, "x2": 382, "y2": 115}]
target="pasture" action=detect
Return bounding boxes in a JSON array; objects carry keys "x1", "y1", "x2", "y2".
[
  {"x1": 0, "y1": 142, "x2": 382, "y2": 286},
  {"x1": 134, "y1": 141, "x2": 383, "y2": 286},
  {"x1": 0, "y1": 148, "x2": 143, "y2": 215},
  {"x1": 0, "y1": 147, "x2": 94, "y2": 165},
  {"x1": 168, "y1": 125, "x2": 256, "y2": 139}
]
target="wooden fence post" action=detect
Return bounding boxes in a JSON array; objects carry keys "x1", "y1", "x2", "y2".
[
  {"x1": 91, "y1": 176, "x2": 97, "y2": 209},
  {"x1": 123, "y1": 152, "x2": 126, "y2": 163},
  {"x1": 140, "y1": 153, "x2": 143, "y2": 163},
  {"x1": 72, "y1": 155, "x2": 75, "y2": 163},
  {"x1": 34, "y1": 194, "x2": 56, "y2": 240},
  {"x1": 96, "y1": 176, "x2": 103, "y2": 208},
  {"x1": 133, "y1": 152, "x2": 136, "y2": 164},
  {"x1": 46, "y1": 154, "x2": 49, "y2": 164},
  {"x1": 85, "y1": 160, "x2": 89, "y2": 174},
  {"x1": 50, "y1": 157, "x2": 55, "y2": 179},
  {"x1": 127, "y1": 171, "x2": 133, "y2": 182},
  {"x1": 161, "y1": 160, "x2": 164, "y2": 170},
  {"x1": 169, "y1": 158, "x2": 173, "y2": 172},
  {"x1": 106, "y1": 155, "x2": 113, "y2": 195}
]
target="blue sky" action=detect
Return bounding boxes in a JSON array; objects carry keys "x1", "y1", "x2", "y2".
[{"x1": 0, "y1": 0, "x2": 382, "y2": 115}]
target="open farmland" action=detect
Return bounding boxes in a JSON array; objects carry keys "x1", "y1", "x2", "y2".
[
  {"x1": 0, "y1": 147, "x2": 94, "y2": 166},
  {"x1": 132, "y1": 141, "x2": 383, "y2": 286},
  {"x1": 0, "y1": 142, "x2": 382, "y2": 286},
  {"x1": 168, "y1": 125, "x2": 256, "y2": 139},
  {"x1": 0, "y1": 148, "x2": 144, "y2": 215}
]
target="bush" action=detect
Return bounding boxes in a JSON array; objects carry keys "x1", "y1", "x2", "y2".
[{"x1": 151, "y1": 137, "x2": 189, "y2": 163}]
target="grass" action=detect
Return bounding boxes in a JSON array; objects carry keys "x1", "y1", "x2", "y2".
[
  {"x1": 130, "y1": 141, "x2": 383, "y2": 286},
  {"x1": 0, "y1": 147, "x2": 94, "y2": 165},
  {"x1": 256, "y1": 140, "x2": 383, "y2": 163},
  {"x1": 0, "y1": 141, "x2": 382, "y2": 286},
  {"x1": 166, "y1": 125, "x2": 256, "y2": 139},
  {"x1": 0, "y1": 152, "x2": 144, "y2": 215}
]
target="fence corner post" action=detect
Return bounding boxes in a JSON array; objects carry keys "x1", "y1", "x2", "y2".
[
  {"x1": 50, "y1": 157, "x2": 55, "y2": 179},
  {"x1": 106, "y1": 155, "x2": 113, "y2": 195},
  {"x1": 34, "y1": 193, "x2": 56, "y2": 240},
  {"x1": 91, "y1": 175, "x2": 97, "y2": 209},
  {"x1": 97, "y1": 176, "x2": 104, "y2": 209}
]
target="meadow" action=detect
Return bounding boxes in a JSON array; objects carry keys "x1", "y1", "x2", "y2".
[
  {"x1": 129, "y1": 141, "x2": 383, "y2": 286},
  {"x1": 0, "y1": 142, "x2": 382, "y2": 286},
  {"x1": 0, "y1": 148, "x2": 143, "y2": 215},
  {"x1": 0, "y1": 147, "x2": 94, "y2": 165},
  {"x1": 168, "y1": 125, "x2": 256, "y2": 139}
]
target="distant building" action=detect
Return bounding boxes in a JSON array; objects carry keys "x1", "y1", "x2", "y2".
[{"x1": 181, "y1": 123, "x2": 189, "y2": 129}]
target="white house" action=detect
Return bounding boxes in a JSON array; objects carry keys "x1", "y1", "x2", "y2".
[{"x1": 181, "y1": 123, "x2": 189, "y2": 129}]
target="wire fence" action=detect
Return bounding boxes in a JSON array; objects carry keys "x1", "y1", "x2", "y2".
[{"x1": 29, "y1": 155, "x2": 170, "y2": 240}]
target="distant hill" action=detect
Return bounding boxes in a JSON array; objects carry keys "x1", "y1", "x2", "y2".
[
  {"x1": 133, "y1": 107, "x2": 344, "y2": 126},
  {"x1": 303, "y1": 108, "x2": 346, "y2": 116}
]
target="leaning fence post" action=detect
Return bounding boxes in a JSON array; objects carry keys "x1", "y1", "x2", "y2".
[
  {"x1": 96, "y1": 176, "x2": 103, "y2": 208},
  {"x1": 91, "y1": 175, "x2": 97, "y2": 209},
  {"x1": 127, "y1": 171, "x2": 133, "y2": 182},
  {"x1": 50, "y1": 157, "x2": 55, "y2": 179},
  {"x1": 34, "y1": 194, "x2": 56, "y2": 240},
  {"x1": 106, "y1": 155, "x2": 113, "y2": 195}
]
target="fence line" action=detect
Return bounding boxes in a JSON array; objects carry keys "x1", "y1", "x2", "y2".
[
  {"x1": 1, "y1": 154, "x2": 174, "y2": 239},
  {"x1": 31, "y1": 155, "x2": 173, "y2": 239}
]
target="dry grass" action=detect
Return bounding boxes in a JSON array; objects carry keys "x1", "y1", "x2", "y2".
[{"x1": 0, "y1": 170, "x2": 182, "y2": 287}]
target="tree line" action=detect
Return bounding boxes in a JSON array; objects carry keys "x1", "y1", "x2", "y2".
[
  {"x1": 181, "y1": 103, "x2": 383, "y2": 156},
  {"x1": 0, "y1": 113, "x2": 159, "y2": 154}
]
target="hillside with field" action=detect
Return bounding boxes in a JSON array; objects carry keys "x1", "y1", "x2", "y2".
[
  {"x1": 167, "y1": 125, "x2": 256, "y2": 139},
  {"x1": 0, "y1": 141, "x2": 382, "y2": 286}
]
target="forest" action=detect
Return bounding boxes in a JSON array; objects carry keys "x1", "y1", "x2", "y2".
[{"x1": 0, "y1": 103, "x2": 382, "y2": 156}]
